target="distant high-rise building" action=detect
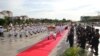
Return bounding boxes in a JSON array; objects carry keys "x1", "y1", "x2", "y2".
[{"x1": 1, "y1": 10, "x2": 13, "y2": 17}]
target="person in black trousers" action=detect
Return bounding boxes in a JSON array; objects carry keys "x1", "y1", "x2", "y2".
[
  {"x1": 91, "y1": 29, "x2": 100, "y2": 55},
  {"x1": 80, "y1": 29, "x2": 87, "y2": 50},
  {"x1": 67, "y1": 27, "x2": 74, "y2": 47},
  {"x1": 0, "y1": 26, "x2": 4, "y2": 37}
]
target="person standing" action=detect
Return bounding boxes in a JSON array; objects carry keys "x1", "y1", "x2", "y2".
[
  {"x1": 67, "y1": 27, "x2": 74, "y2": 47},
  {"x1": 0, "y1": 26, "x2": 4, "y2": 37},
  {"x1": 80, "y1": 29, "x2": 87, "y2": 50},
  {"x1": 47, "y1": 25, "x2": 56, "y2": 40},
  {"x1": 91, "y1": 29, "x2": 100, "y2": 55}
]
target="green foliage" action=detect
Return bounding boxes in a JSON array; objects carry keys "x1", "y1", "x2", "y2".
[
  {"x1": 0, "y1": 19, "x2": 5, "y2": 26},
  {"x1": 61, "y1": 18, "x2": 67, "y2": 23},
  {"x1": 0, "y1": 17, "x2": 71, "y2": 26},
  {"x1": 4, "y1": 16, "x2": 11, "y2": 25},
  {"x1": 62, "y1": 47, "x2": 81, "y2": 56}
]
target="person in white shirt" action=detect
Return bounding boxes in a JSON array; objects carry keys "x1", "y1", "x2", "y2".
[
  {"x1": 25, "y1": 26, "x2": 29, "y2": 37},
  {"x1": 14, "y1": 28, "x2": 18, "y2": 37},
  {"x1": 28, "y1": 26, "x2": 33, "y2": 35},
  {"x1": 32, "y1": 26, "x2": 36, "y2": 34},
  {"x1": 19, "y1": 27, "x2": 24, "y2": 38},
  {"x1": 47, "y1": 25, "x2": 56, "y2": 40},
  {"x1": 8, "y1": 26, "x2": 15, "y2": 37}
]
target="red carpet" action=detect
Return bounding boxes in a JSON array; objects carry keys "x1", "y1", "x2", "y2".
[{"x1": 17, "y1": 30, "x2": 68, "y2": 56}]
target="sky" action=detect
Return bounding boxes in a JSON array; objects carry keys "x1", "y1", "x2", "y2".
[{"x1": 0, "y1": 0, "x2": 100, "y2": 21}]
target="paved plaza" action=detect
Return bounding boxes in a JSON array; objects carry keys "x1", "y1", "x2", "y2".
[
  {"x1": 0, "y1": 31, "x2": 48, "y2": 56},
  {"x1": 0, "y1": 26, "x2": 100, "y2": 56}
]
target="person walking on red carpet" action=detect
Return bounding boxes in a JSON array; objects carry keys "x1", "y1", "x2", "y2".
[{"x1": 47, "y1": 25, "x2": 56, "y2": 40}]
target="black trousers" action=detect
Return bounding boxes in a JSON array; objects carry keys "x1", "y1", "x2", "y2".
[
  {"x1": 92, "y1": 43, "x2": 99, "y2": 55},
  {"x1": 80, "y1": 42, "x2": 86, "y2": 49},
  {"x1": 0, "y1": 32, "x2": 3, "y2": 37},
  {"x1": 69, "y1": 40, "x2": 74, "y2": 47}
]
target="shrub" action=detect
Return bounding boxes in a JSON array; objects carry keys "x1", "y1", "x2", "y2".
[{"x1": 62, "y1": 47, "x2": 81, "y2": 56}]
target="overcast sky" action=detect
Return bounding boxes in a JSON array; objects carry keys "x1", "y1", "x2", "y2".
[{"x1": 0, "y1": 0, "x2": 100, "y2": 21}]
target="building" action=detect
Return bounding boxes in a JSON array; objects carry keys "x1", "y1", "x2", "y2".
[
  {"x1": 1, "y1": 10, "x2": 13, "y2": 17},
  {"x1": 20, "y1": 15, "x2": 29, "y2": 20},
  {"x1": 0, "y1": 10, "x2": 13, "y2": 19},
  {"x1": 12, "y1": 15, "x2": 28, "y2": 20},
  {"x1": 0, "y1": 10, "x2": 30, "y2": 20},
  {"x1": 0, "y1": 12, "x2": 4, "y2": 19},
  {"x1": 81, "y1": 15, "x2": 100, "y2": 22}
]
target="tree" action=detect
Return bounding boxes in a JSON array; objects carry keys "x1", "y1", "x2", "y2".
[
  {"x1": 0, "y1": 19, "x2": 5, "y2": 26},
  {"x1": 66, "y1": 20, "x2": 72, "y2": 22},
  {"x1": 4, "y1": 16, "x2": 11, "y2": 25},
  {"x1": 62, "y1": 18, "x2": 67, "y2": 22}
]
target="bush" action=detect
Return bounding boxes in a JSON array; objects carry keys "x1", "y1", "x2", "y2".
[
  {"x1": 0, "y1": 19, "x2": 5, "y2": 26},
  {"x1": 62, "y1": 47, "x2": 81, "y2": 56}
]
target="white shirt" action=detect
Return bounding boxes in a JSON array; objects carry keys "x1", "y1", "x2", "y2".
[{"x1": 0, "y1": 28, "x2": 4, "y2": 32}]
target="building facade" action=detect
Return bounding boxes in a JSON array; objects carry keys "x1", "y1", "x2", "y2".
[
  {"x1": 81, "y1": 15, "x2": 100, "y2": 22},
  {"x1": 0, "y1": 10, "x2": 13, "y2": 19},
  {"x1": 21, "y1": 15, "x2": 29, "y2": 20},
  {"x1": 0, "y1": 12, "x2": 4, "y2": 19},
  {"x1": 1, "y1": 10, "x2": 13, "y2": 17}
]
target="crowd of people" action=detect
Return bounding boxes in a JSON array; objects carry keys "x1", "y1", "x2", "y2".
[
  {"x1": 0, "y1": 24, "x2": 48, "y2": 41},
  {"x1": 67, "y1": 23, "x2": 100, "y2": 56},
  {"x1": 0, "y1": 23, "x2": 67, "y2": 42},
  {"x1": 1, "y1": 22, "x2": 99, "y2": 55},
  {"x1": 8, "y1": 24, "x2": 47, "y2": 38}
]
